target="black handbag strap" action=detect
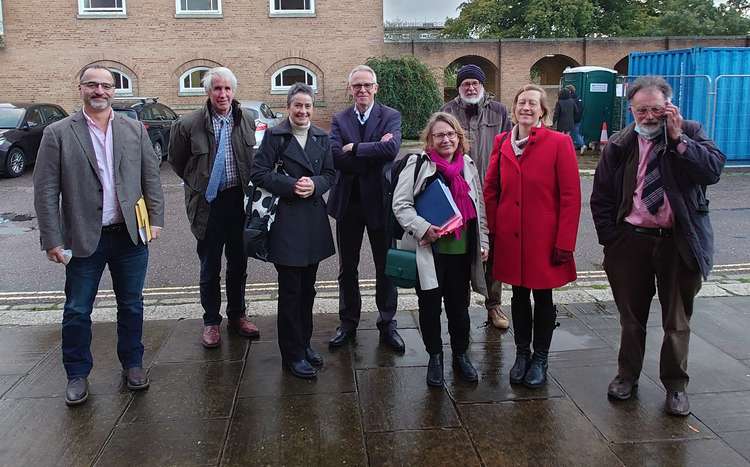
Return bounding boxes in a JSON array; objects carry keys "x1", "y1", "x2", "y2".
[{"x1": 495, "y1": 131, "x2": 509, "y2": 201}]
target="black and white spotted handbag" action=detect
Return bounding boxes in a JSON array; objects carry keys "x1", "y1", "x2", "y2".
[{"x1": 244, "y1": 159, "x2": 285, "y2": 262}]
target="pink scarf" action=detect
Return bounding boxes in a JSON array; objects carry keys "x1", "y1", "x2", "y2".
[{"x1": 427, "y1": 149, "x2": 477, "y2": 238}]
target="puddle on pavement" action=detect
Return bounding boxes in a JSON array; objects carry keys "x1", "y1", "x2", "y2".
[{"x1": 0, "y1": 212, "x2": 36, "y2": 235}]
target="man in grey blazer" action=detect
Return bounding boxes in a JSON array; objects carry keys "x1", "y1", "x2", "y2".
[{"x1": 33, "y1": 64, "x2": 164, "y2": 406}]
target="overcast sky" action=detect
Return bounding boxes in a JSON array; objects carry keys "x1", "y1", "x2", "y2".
[{"x1": 383, "y1": 0, "x2": 463, "y2": 23}]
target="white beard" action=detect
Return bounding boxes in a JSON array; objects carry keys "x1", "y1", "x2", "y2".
[{"x1": 460, "y1": 88, "x2": 484, "y2": 105}]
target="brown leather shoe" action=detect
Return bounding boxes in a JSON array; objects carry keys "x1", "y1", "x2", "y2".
[
  {"x1": 228, "y1": 317, "x2": 260, "y2": 339},
  {"x1": 665, "y1": 391, "x2": 690, "y2": 416},
  {"x1": 607, "y1": 375, "x2": 638, "y2": 400},
  {"x1": 487, "y1": 307, "x2": 510, "y2": 329},
  {"x1": 202, "y1": 324, "x2": 221, "y2": 348},
  {"x1": 123, "y1": 367, "x2": 150, "y2": 391}
]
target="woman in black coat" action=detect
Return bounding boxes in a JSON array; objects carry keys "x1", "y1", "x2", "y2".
[
  {"x1": 249, "y1": 83, "x2": 336, "y2": 379},
  {"x1": 553, "y1": 88, "x2": 576, "y2": 134}
]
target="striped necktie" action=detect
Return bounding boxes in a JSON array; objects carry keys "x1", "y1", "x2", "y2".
[{"x1": 641, "y1": 149, "x2": 664, "y2": 214}]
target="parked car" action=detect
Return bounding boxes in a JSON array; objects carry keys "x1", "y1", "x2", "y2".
[
  {"x1": 0, "y1": 102, "x2": 68, "y2": 177},
  {"x1": 112, "y1": 97, "x2": 179, "y2": 161},
  {"x1": 239, "y1": 100, "x2": 284, "y2": 148}
]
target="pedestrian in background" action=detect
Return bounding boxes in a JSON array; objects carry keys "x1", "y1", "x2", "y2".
[
  {"x1": 249, "y1": 83, "x2": 336, "y2": 379},
  {"x1": 441, "y1": 63, "x2": 512, "y2": 331},
  {"x1": 327, "y1": 65, "x2": 405, "y2": 353},
  {"x1": 169, "y1": 67, "x2": 260, "y2": 348},
  {"x1": 33, "y1": 64, "x2": 164, "y2": 406},
  {"x1": 553, "y1": 87, "x2": 576, "y2": 136},
  {"x1": 565, "y1": 84, "x2": 585, "y2": 149},
  {"x1": 484, "y1": 84, "x2": 581, "y2": 389},
  {"x1": 591, "y1": 76, "x2": 725, "y2": 416},
  {"x1": 392, "y1": 112, "x2": 489, "y2": 387}
]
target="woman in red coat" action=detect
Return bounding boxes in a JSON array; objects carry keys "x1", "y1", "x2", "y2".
[{"x1": 484, "y1": 84, "x2": 581, "y2": 388}]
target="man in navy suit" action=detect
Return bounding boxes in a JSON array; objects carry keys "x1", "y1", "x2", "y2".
[{"x1": 327, "y1": 64, "x2": 405, "y2": 352}]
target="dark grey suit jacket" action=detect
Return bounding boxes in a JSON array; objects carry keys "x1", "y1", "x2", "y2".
[{"x1": 33, "y1": 110, "x2": 164, "y2": 257}]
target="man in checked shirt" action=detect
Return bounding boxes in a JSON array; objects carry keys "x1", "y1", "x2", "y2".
[{"x1": 170, "y1": 67, "x2": 260, "y2": 348}]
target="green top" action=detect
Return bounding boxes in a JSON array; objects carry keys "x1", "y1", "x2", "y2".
[{"x1": 436, "y1": 232, "x2": 467, "y2": 255}]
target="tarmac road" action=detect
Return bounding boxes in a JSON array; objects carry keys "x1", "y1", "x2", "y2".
[{"x1": 2, "y1": 159, "x2": 750, "y2": 294}]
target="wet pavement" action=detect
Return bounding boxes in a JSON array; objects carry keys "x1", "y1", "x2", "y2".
[{"x1": 1, "y1": 297, "x2": 749, "y2": 466}]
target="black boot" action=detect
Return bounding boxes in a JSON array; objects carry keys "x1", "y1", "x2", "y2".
[
  {"x1": 523, "y1": 351, "x2": 549, "y2": 388},
  {"x1": 510, "y1": 295, "x2": 533, "y2": 384},
  {"x1": 426, "y1": 353, "x2": 444, "y2": 387},
  {"x1": 452, "y1": 353, "x2": 478, "y2": 382}
]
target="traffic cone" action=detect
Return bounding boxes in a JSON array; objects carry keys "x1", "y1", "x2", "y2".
[{"x1": 599, "y1": 122, "x2": 609, "y2": 146}]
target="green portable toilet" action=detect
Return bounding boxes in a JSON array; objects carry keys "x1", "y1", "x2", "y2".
[{"x1": 561, "y1": 66, "x2": 617, "y2": 145}]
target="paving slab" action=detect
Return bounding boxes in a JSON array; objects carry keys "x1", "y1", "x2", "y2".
[
  {"x1": 548, "y1": 316, "x2": 612, "y2": 352},
  {"x1": 96, "y1": 419, "x2": 227, "y2": 467},
  {"x1": 0, "y1": 324, "x2": 59, "y2": 374},
  {"x1": 722, "y1": 431, "x2": 750, "y2": 462},
  {"x1": 460, "y1": 399, "x2": 623, "y2": 466},
  {"x1": 690, "y1": 391, "x2": 750, "y2": 433},
  {"x1": 611, "y1": 438, "x2": 750, "y2": 467},
  {"x1": 553, "y1": 364, "x2": 713, "y2": 443},
  {"x1": 443, "y1": 342, "x2": 564, "y2": 404},
  {"x1": 0, "y1": 374, "x2": 22, "y2": 398},
  {"x1": 351, "y1": 328, "x2": 429, "y2": 369},
  {"x1": 691, "y1": 299, "x2": 750, "y2": 360},
  {"x1": 121, "y1": 360, "x2": 243, "y2": 424},
  {"x1": 356, "y1": 366, "x2": 460, "y2": 432},
  {"x1": 356, "y1": 310, "x2": 419, "y2": 330},
  {"x1": 366, "y1": 429, "x2": 481, "y2": 467},
  {"x1": 238, "y1": 340, "x2": 355, "y2": 397},
  {"x1": 439, "y1": 306, "x2": 508, "y2": 344},
  {"x1": 154, "y1": 318, "x2": 249, "y2": 364},
  {"x1": 0, "y1": 395, "x2": 130, "y2": 467},
  {"x1": 222, "y1": 393, "x2": 367, "y2": 467}
]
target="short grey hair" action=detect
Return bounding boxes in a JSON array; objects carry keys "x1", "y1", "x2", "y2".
[
  {"x1": 348, "y1": 65, "x2": 377, "y2": 84},
  {"x1": 202, "y1": 67, "x2": 237, "y2": 93},
  {"x1": 79, "y1": 64, "x2": 115, "y2": 83},
  {"x1": 627, "y1": 76, "x2": 672, "y2": 101},
  {"x1": 287, "y1": 83, "x2": 315, "y2": 106}
]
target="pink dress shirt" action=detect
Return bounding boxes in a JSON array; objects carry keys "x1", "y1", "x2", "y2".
[
  {"x1": 83, "y1": 109, "x2": 123, "y2": 226},
  {"x1": 624, "y1": 136, "x2": 674, "y2": 228}
]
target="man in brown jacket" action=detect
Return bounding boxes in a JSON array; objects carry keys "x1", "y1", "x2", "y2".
[
  {"x1": 169, "y1": 67, "x2": 259, "y2": 348},
  {"x1": 441, "y1": 64, "x2": 511, "y2": 329}
]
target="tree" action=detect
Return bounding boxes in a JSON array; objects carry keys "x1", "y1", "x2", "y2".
[
  {"x1": 442, "y1": 0, "x2": 750, "y2": 38},
  {"x1": 366, "y1": 56, "x2": 443, "y2": 139}
]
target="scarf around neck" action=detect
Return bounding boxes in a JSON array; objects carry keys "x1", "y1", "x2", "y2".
[{"x1": 427, "y1": 149, "x2": 477, "y2": 238}]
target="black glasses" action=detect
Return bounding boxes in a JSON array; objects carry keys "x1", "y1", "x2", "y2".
[
  {"x1": 351, "y1": 83, "x2": 375, "y2": 91},
  {"x1": 80, "y1": 81, "x2": 115, "y2": 91}
]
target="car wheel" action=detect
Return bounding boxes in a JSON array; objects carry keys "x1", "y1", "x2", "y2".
[
  {"x1": 5, "y1": 147, "x2": 26, "y2": 178},
  {"x1": 153, "y1": 140, "x2": 164, "y2": 161}
]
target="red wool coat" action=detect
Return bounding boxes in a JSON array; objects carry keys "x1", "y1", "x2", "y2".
[{"x1": 483, "y1": 126, "x2": 581, "y2": 289}]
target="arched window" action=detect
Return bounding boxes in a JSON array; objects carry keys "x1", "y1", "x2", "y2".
[
  {"x1": 109, "y1": 69, "x2": 133, "y2": 96},
  {"x1": 271, "y1": 65, "x2": 317, "y2": 94},
  {"x1": 179, "y1": 67, "x2": 209, "y2": 94}
]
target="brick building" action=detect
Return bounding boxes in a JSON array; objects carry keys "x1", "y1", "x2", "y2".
[{"x1": 0, "y1": 0, "x2": 385, "y2": 126}]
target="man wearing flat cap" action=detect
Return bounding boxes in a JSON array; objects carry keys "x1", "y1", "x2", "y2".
[{"x1": 442, "y1": 63, "x2": 511, "y2": 330}]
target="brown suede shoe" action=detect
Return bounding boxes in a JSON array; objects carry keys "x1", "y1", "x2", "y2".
[
  {"x1": 202, "y1": 324, "x2": 221, "y2": 348},
  {"x1": 228, "y1": 317, "x2": 260, "y2": 339},
  {"x1": 488, "y1": 307, "x2": 510, "y2": 329},
  {"x1": 665, "y1": 391, "x2": 690, "y2": 416},
  {"x1": 607, "y1": 375, "x2": 638, "y2": 401}
]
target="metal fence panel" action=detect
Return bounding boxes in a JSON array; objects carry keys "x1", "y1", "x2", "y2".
[{"x1": 713, "y1": 75, "x2": 750, "y2": 162}]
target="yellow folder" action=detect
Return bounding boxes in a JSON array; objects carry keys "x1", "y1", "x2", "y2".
[{"x1": 135, "y1": 196, "x2": 152, "y2": 243}]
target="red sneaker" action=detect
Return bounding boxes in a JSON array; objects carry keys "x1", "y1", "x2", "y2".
[
  {"x1": 201, "y1": 325, "x2": 221, "y2": 348},
  {"x1": 228, "y1": 317, "x2": 260, "y2": 339}
]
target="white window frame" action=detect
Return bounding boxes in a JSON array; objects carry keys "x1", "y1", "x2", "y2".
[
  {"x1": 271, "y1": 65, "x2": 317, "y2": 94},
  {"x1": 179, "y1": 67, "x2": 209, "y2": 95},
  {"x1": 0, "y1": 0, "x2": 5, "y2": 36},
  {"x1": 109, "y1": 69, "x2": 133, "y2": 96},
  {"x1": 78, "y1": 0, "x2": 126, "y2": 17},
  {"x1": 269, "y1": 0, "x2": 315, "y2": 17},
  {"x1": 175, "y1": 0, "x2": 222, "y2": 17}
]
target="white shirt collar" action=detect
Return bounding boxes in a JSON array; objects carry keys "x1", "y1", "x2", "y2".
[{"x1": 354, "y1": 102, "x2": 375, "y2": 124}]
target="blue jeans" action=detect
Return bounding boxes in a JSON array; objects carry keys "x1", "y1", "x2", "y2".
[
  {"x1": 571, "y1": 122, "x2": 585, "y2": 148},
  {"x1": 62, "y1": 228, "x2": 148, "y2": 380}
]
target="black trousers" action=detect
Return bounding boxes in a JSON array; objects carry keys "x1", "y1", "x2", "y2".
[
  {"x1": 604, "y1": 225, "x2": 701, "y2": 391},
  {"x1": 275, "y1": 263, "x2": 319, "y2": 362},
  {"x1": 510, "y1": 286, "x2": 555, "y2": 354},
  {"x1": 336, "y1": 199, "x2": 397, "y2": 331},
  {"x1": 416, "y1": 253, "x2": 471, "y2": 355},
  {"x1": 196, "y1": 186, "x2": 248, "y2": 325}
]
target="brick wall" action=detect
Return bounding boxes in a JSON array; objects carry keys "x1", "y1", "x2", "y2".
[{"x1": 0, "y1": 0, "x2": 385, "y2": 128}]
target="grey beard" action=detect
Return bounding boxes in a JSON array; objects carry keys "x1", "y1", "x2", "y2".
[{"x1": 460, "y1": 89, "x2": 484, "y2": 105}]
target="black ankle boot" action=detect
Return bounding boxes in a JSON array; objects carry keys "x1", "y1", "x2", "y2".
[
  {"x1": 523, "y1": 351, "x2": 549, "y2": 388},
  {"x1": 509, "y1": 350, "x2": 531, "y2": 384},
  {"x1": 452, "y1": 353, "x2": 478, "y2": 382},
  {"x1": 426, "y1": 353, "x2": 444, "y2": 387}
]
